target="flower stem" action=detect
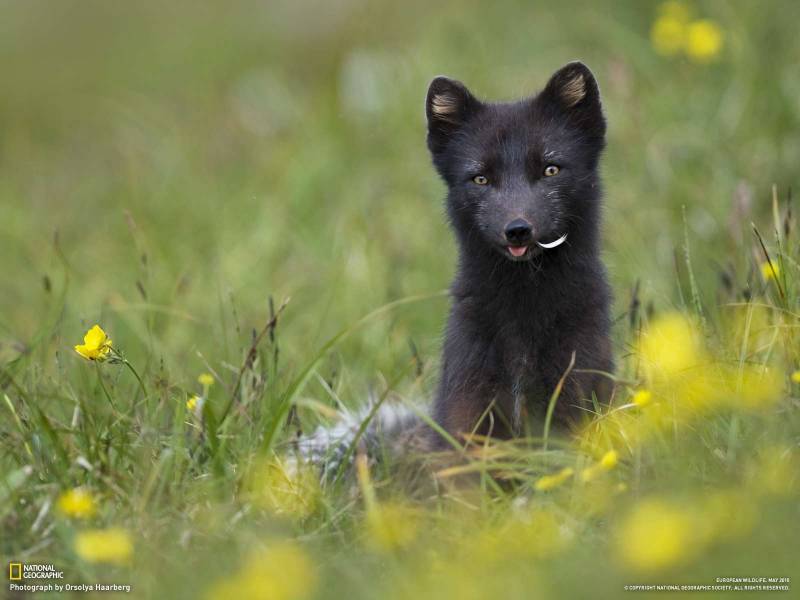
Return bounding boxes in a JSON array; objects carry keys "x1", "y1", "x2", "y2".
[
  {"x1": 95, "y1": 362, "x2": 116, "y2": 410},
  {"x1": 123, "y1": 360, "x2": 148, "y2": 400}
]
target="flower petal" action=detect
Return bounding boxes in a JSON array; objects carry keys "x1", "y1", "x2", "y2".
[{"x1": 83, "y1": 325, "x2": 107, "y2": 350}]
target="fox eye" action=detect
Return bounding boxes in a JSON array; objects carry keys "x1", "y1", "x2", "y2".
[
  {"x1": 543, "y1": 165, "x2": 560, "y2": 177},
  {"x1": 472, "y1": 175, "x2": 489, "y2": 185}
]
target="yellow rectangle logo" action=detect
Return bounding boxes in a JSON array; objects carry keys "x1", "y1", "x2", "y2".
[{"x1": 9, "y1": 562, "x2": 22, "y2": 580}]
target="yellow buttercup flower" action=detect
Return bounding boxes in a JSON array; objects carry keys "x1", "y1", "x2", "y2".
[
  {"x1": 74, "y1": 528, "x2": 133, "y2": 565},
  {"x1": 56, "y1": 488, "x2": 97, "y2": 519},
  {"x1": 651, "y1": 3, "x2": 690, "y2": 57},
  {"x1": 600, "y1": 450, "x2": 618, "y2": 470},
  {"x1": 651, "y1": 15, "x2": 686, "y2": 56},
  {"x1": 534, "y1": 467, "x2": 574, "y2": 492},
  {"x1": 760, "y1": 260, "x2": 779, "y2": 281},
  {"x1": 198, "y1": 373, "x2": 215, "y2": 387},
  {"x1": 581, "y1": 450, "x2": 619, "y2": 482},
  {"x1": 207, "y1": 542, "x2": 317, "y2": 600},
  {"x1": 631, "y1": 389, "x2": 652, "y2": 407},
  {"x1": 639, "y1": 313, "x2": 703, "y2": 380},
  {"x1": 186, "y1": 395, "x2": 202, "y2": 412},
  {"x1": 791, "y1": 371, "x2": 800, "y2": 384},
  {"x1": 685, "y1": 19, "x2": 724, "y2": 63},
  {"x1": 616, "y1": 499, "x2": 696, "y2": 572},
  {"x1": 74, "y1": 325, "x2": 114, "y2": 362}
]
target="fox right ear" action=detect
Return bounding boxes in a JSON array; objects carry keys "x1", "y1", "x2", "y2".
[{"x1": 426, "y1": 77, "x2": 480, "y2": 154}]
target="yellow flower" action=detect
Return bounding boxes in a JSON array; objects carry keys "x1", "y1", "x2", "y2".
[
  {"x1": 616, "y1": 500, "x2": 696, "y2": 572},
  {"x1": 74, "y1": 325, "x2": 113, "y2": 362},
  {"x1": 791, "y1": 371, "x2": 800, "y2": 384},
  {"x1": 56, "y1": 488, "x2": 96, "y2": 519},
  {"x1": 651, "y1": 15, "x2": 686, "y2": 56},
  {"x1": 207, "y1": 542, "x2": 317, "y2": 600},
  {"x1": 534, "y1": 467, "x2": 574, "y2": 492},
  {"x1": 186, "y1": 395, "x2": 201, "y2": 411},
  {"x1": 631, "y1": 389, "x2": 652, "y2": 407},
  {"x1": 581, "y1": 450, "x2": 619, "y2": 482},
  {"x1": 198, "y1": 373, "x2": 215, "y2": 387},
  {"x1": 600, "y1": 450, "x2": 618, "y2": 470},
  {"x1": 685, "y1": 19, "x2": 724, "y2": 63},
  {"x1": 74, "y1": 528, "x2": 133, "y2": 565},
  {"x1": 760, "y1": 260, "x2": 779, "y2": 281},
  {"x1": 639, "y1": 313, "x2": 703, "y2": 380}
]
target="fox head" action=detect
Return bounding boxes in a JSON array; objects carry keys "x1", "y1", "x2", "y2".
[{"x1": 425, "y1": 62, "x2": 606, "y2": 263}]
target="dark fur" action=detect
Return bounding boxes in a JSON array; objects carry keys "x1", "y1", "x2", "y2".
[{"x1": 426, "y1": 62, "x2": 614, "y2": 445}]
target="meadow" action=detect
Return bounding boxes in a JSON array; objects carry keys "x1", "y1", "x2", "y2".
[{"x1": 1, "y1": 1, "x2": 799, "y2": 598}]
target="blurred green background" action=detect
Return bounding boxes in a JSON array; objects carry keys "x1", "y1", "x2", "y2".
[
  {"x1": 2, "y1": 2, "x2": 800, "y2": 598},
  {"x1": 3, "y1": 0, "x2": 799, "y2": 388}
]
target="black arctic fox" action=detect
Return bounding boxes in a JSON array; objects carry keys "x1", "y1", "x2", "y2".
[
  {"x1": 426, "y1": 61, "x2": 613, "y2": 445},
  {"x1": 299, "y1": 62, "x2": 613, "y2": 470}
]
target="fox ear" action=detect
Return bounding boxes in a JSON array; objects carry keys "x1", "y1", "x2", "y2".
[
  {"x1": 426, "y1": 76, "x2": 481, "y2": 154},
  {"x1": 538, "y1": 62, "x2": 605, "y2": 138}
]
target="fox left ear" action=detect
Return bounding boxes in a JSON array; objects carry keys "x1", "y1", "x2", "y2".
[{"x1": 538, "y1": 61, "x2": 605, "y2": 139}]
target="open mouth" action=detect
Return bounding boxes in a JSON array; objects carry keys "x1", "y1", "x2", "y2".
[{"x1": 505, "y1": 233, "x2": 567, "y2": 259}]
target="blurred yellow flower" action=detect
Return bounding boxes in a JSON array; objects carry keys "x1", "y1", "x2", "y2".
[
  {"x1": 56, "y1": 488, "x2": 96, "y2": 519},
  {"x1": 581, "y1": 450, "x2": 619, "y2": 482},
  {"x1": 600, "y1": 450, "x2": 619, "y2": 470},
  {"x1": 651, "y1": 15, "x2": 686, "y2": 56},
  {"x1": 685, "y1": 19, "x2": 724, "y2": 62},
  {"x1": 74, "y1": 528, "x2": 133, "y2": 565},
  {"x1": 198, "y1": 373, "x2": 215, "y2": 387},
  {"x1": 760, "y1": 260, "x2": 780, "y2": 281},
  {"x1": 791, "y1": 370, "x2": 800, "y2": 383},
  {"x1": 186, "y1": 395, "x2": 201, "y2": 411},
  {"x1": 207, "y1": 542, "x2": 317, "y2": 600},
  {"x1": 639, "y1": 313, "x2": 703, "y2": 380},
  {"x1": 534, "y1": 467, "x2": 574, "y2": 492},
  {"x1": 631, "y1": 389, "x2": 652, "y2": 407},
  {"x1": 650, "y1": 4, "x2": 724, "y2": 64},
  {"x1": 74, "y1": 325, "x2": 113, "y2": 362},
  {"x1": 616, "y1": 500, "x2": 695, "y2": 572}
]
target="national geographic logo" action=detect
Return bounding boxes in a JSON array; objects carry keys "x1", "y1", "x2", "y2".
[
  {"x1": 7, "y1": 562, "x2": 65, "y2": 580},
  {"x1": 7, "y1": 562, "x2": 132, "y2": 594}
]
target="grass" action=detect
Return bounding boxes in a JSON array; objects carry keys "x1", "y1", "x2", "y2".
[{"x1": 2, "y1": 1, "x2": 800, "y2": 598}]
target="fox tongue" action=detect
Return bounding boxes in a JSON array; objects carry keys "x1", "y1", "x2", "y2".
[{"x1": 508, "y1": 246, "x2": 527, "y2": 257}]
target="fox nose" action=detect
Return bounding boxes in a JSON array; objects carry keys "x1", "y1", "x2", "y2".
[{"x1": 504, "y1": 219, "x2": 533, "y2": 245}]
